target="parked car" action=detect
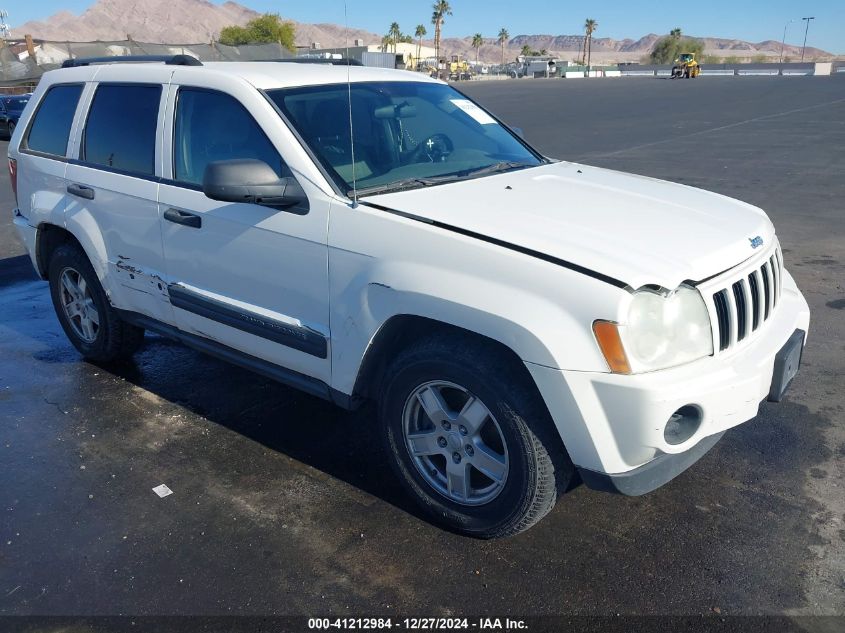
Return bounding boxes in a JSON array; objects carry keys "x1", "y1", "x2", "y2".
[
  {"x1": 0, "y1": 94, "x2": 30, "y2": 138},
  {"x1": 8, "y1": 56, "x2": 809, "y2": 538}
]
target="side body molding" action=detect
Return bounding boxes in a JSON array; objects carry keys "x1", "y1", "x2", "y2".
[{"x1": 168, "y1": 284, "x2": 328, "y2": 359}]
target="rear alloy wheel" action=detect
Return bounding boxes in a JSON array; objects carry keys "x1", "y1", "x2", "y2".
[
  {"x1": 48, "y1": 243, "x2": 145, "y2": 362},
  {"x1": 58, "y1": 267, "x2": 100, "y2": 343},
  {"x1": 380, "y1": 336, "x2": 574, "y2": 538}
]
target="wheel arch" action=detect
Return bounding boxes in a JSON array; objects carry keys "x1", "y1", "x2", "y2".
[
  {"x1": 353, "y1": 314, "x2": 543, "y2": 406},
  {"x1": 357, "y1": 313, "x2": 578, "y2": 497},
  {"x1": 36, "y1": 218, "x2": 110, "y2": 285},
  {"x1": 34, "y1": 223, "x2": 83, "y2": 279}
]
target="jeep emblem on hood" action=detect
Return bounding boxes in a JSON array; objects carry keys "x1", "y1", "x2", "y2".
[{"x1": 749, "y1": 236, "x2": 764, "y2": 249}]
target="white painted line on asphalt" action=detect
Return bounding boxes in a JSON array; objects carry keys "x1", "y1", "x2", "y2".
[{"x1": 583, "y1": 96, "x2": 845, "y2": 160}]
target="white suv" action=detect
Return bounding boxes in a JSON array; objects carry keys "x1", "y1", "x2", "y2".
[{"x1": 8, "y1": 56, "x2": 810, "y2": 537}]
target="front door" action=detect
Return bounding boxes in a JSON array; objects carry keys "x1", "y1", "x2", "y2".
[{"x1": 158, "y1": 82, "x2": 332, "y2": 384}]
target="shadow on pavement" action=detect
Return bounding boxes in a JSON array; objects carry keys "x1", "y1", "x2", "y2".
[
  {"x1": 0, "y1": 253, "x2": 423, "y2": 520},
  {"x1": 0, "y1": 254, "x2": 38, "y2": 288}
]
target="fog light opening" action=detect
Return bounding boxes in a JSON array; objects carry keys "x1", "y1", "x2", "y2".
[{"x1": 664, "y1": 405, "x2": 702, "y2": 445}]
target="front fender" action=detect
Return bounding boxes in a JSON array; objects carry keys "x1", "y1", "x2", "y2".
[{"x1": 328, "y1": 231, "x2": 626, "y2": 396}]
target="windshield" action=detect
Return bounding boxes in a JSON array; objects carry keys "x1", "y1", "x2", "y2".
[
  {"x1": 267, "y1": 82, "x2": 543, "y2": 196},
  {"x1": 2, "y1": 97, "x2": 29, "y2": 112}
]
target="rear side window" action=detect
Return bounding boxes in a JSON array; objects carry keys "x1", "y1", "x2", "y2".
[
  {"x1": 82, "y1": 84, "x2": 161, "y2": 175},
  {"x1": 173, "y1": 88, "x2": 285, "y2": 186},
  {"x1": 25, "y1": 84, "x2": 83, "y2": 157}
]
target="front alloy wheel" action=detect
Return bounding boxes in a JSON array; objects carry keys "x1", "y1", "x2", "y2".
[
  {"x1": 380, "y1": 335, "x2": 574, "y2": 538},
  {"x1": 403, "y1": 380, "x2": 508, "y2": 506}
]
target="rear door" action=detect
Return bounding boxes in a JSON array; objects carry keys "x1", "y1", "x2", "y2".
[{"x1": 64, "y1": 67, "x2": 174, "y2": 324}]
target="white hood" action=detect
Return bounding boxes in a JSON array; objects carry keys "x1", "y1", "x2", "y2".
[{"x1": 366, "y1": 161, "x2": 775, "y2": 290}]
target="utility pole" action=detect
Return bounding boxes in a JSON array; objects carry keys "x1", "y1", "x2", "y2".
[
  {"x1": 779, "y1": 19, "x2": 793, "y2": 64},
  {"x1": 800, "y1": 17, "x2": 815, "y2": 62}
]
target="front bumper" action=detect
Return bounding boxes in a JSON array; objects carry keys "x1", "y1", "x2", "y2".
[
  {"x1": 526, "y1": 269, "x2": 810, "y2": 493},
  {"x1": 577, "y1": 431, "x2": 725, "y2": 495}
]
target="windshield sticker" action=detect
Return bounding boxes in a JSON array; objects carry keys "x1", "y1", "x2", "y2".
[{"x1": 450, "y1": 99, "x2": 496, "y2": 125}]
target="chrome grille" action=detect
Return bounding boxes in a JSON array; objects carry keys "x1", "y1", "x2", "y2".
[{"x1": 710, "y1": 245, "x2": 783, "y2": 353}]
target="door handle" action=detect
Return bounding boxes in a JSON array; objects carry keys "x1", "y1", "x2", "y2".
[
  {"x1": 67, "y1": 183, "x2": 95, "y2": 200},
  {"x1": 164, "y1": 208, "x2": 202, "y2": 229}
]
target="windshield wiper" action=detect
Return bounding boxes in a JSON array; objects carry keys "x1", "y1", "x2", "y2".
[
  {"x1": 460, "y1": 161, "x2": 534, "y2": 178},
  {"x1": 353, "y1": 176, "x2": 448, "y2": 197},
  {"x1": 353, "y1": 162, "x2": 535, "y2": 198}
]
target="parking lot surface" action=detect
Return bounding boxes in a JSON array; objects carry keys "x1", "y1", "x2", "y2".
[{"x1": 0, "y1": 77, "x2": 843, "y2": 618}]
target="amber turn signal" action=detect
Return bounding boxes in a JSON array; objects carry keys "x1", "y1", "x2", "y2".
[{"x1": 593, "y1": 320, "x2": 632, "y2": 374}]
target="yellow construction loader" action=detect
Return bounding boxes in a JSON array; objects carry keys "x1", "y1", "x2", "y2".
[
  {"x1": 448, "y1": 55, "x2": 472, "y2": 81},
  {"x1": 672, "y1": 53, "x2": 701, "y2": 78}
]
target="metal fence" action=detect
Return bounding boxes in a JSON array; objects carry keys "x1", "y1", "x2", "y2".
[{"x1": 0, "y1": 39, "x2": 293, "y2": 87}]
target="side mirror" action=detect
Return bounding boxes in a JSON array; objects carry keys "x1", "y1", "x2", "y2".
[{"x1": 202, "y1": 159, "x2": 309, "y2": 213}]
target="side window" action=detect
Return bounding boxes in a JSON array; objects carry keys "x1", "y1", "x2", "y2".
[
  {"x1": 82, "y1": 84, "x2": 161, "y2": 175},
  {"x1": 173, "y1": 88, "x2": 285, "y2": 186},
  {"x1": 25, "y1": 84, "x2": 84, "y2": 157}
]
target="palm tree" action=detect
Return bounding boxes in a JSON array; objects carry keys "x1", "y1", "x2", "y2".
[
  {"x1": 415, "y1": 24, "x2": 427, "y2": 67},
  {"x1": 389, "y1": 22, "x2": 401, "y2": 53},
  {"x1": 497, "y1": 27, "x2": 509, "y2": 66},
  {"x1": 471, "y1": 33, "x2": 483, "y2": 66},
  {"x1": 584, "y1": 18, "x2": 598, "y2": 73},
  {"x1": 431, "y1": 1, "x2": 452, "y2": 61},
  {"x1": 670, "y1": 28, "x2": 682, "y2": 39},
  {"x1": 521, "y1": 44, "x2": 532, "y2": 57}
]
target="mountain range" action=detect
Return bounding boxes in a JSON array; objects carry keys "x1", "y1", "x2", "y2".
[{"x1": 10, "y1": 0, "x2": 834, "y2": 62}]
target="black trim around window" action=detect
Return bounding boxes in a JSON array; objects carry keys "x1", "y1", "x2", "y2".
[
  {"x1": 67, "y1": 158, "x2": 160, "y2": 182},
  {"x1": 77, "y1": 82, "x2": 162, "y2": 177},
  {"x1": 20, "y1": 82, "x2": 85, "y2": 159},
  {"x1": 170, "y1": 85, "x2": 289, "y2": 185},
  {"x1": 168, "y1": 284, "x2": 328, "y2": 359}
]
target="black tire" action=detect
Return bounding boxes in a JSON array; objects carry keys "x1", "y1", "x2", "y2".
[
  {"x1": 7, "y1": 121, "x2": 14, "y2": 137},
  {"x1": 379, "y1": 334, "x2": 574, "y2": 538},
  {"x1": 48, "y1": 243, "x2": 145, "y2": 362}
]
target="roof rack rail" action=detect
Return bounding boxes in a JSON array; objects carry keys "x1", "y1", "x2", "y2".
[
  {"x1": 263, "y1": 57, "x2": 364, "y2": 67},
  {"x1": 61, "y1": 54, "x2": 203, "y2": 69}
]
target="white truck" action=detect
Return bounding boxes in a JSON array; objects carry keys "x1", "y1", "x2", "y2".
[{"x1": 8, "y1": 56, "x2": 809, "y2": 537}]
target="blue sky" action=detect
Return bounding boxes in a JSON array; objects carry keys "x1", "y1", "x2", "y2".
[{"x1": 9, "y1": 1, "x2": 845, "y2": 53}]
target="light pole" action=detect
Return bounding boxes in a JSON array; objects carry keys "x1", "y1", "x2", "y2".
[
  {"x1": 779, "y1": 19, "x2": 794, "y2": 64},
  {"x1": 800, "y1": 17, "x2": 815, "y2": 62}
]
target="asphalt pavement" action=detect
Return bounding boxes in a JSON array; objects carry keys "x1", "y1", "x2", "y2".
[{"x1": 0, "y1": 76, "x2": 843, "y2": 622}]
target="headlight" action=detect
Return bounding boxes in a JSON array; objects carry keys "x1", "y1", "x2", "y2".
[{"x1": 594, "y1": 285, "x2": 713, "y2": 374}]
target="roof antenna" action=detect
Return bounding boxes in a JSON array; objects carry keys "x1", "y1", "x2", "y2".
[{"x1": 344, "y1": 0, "x2": 358, "y2": 208}]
